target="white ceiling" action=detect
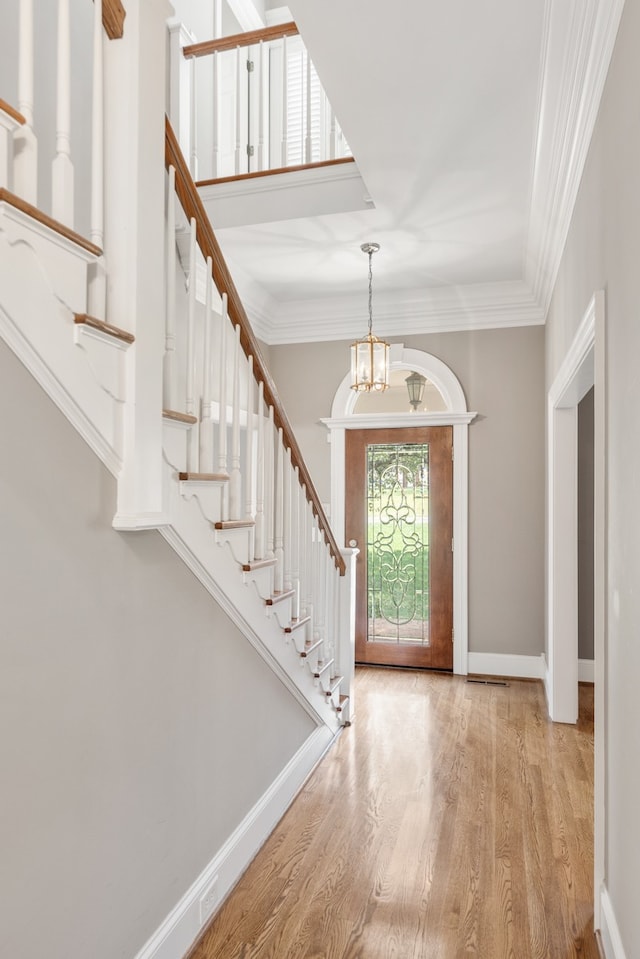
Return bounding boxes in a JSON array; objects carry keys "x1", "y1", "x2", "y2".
[{"x1": 213, "y1": 0, "x2": 625, "y2": 344}]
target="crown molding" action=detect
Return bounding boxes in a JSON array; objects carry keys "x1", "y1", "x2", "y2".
[
  {"x1": 239, "y1": 279, "x2": 544, "y2": 345},
  {"x1": 526, "y1": 0, "x2": 626, "y2": 317}
]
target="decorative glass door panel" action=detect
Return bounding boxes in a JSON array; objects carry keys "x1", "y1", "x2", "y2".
[
  {"x1": 367, "y1": 443, "x2": 430, "y2": 646},
  {"x1": 346, "y1": 427, "x2": 453, "y2": 670}
]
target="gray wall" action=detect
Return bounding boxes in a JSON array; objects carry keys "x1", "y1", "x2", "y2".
[
  {"x1": 578, "y1": 387, "x2": 595, "y2": 661},
  {"x1": 546, "y1": 0, "x2": 640, "y2": 952},
  {"x1": 0, "y1": 339, "x2": 315, "y2": 959},
  {"x1": 267, "y1": 325, "x2": 545, "y2": 658}
]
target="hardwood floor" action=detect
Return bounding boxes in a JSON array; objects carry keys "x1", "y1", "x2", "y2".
[{"x1": 189, "y1": 668, "x2": 595, "y2": 959}]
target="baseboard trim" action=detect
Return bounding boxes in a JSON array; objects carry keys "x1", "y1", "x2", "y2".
[
  {"x1": 579, "y1": 658, "x2": 595, "y2": 683},
  {"x1": 467, "y1": 652, "x2": 545, "y2": 680},
  {"x1": 599, "y1": 884, "x2": 628, "y2": 959},
  {"x1": 132, "y1": 724, "x2": 336, "y2": 959}
]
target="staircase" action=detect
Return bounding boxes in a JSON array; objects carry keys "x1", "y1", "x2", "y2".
[{"x1": 0, "y1": 1, "x2": 355, "y2": 739}]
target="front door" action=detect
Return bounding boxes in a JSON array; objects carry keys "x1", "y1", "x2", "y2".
[{"x1": 345, "y1": 427, "x2": 453, "y2": 670}]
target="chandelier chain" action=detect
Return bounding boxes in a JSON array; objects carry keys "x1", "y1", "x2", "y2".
[{"x1": 368, "y1": 249, "x2": 373, "y2": 335}]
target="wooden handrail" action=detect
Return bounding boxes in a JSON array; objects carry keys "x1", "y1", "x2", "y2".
[
  {"x1": 100, "y1": 0, "x2": 126, "y2": 40},
  {"x1": 165, "y1": 117, "x2": 345, "y2": 575},
  {"x1": 183, "y1": 21, "x2": 299, "y2": 59},
  {"x1": 196, "y1": 156, "x2": 355, "y2": 189}
]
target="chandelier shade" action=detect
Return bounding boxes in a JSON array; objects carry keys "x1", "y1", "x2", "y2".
[{"x1": 350, "y1": 242, "x2": 390, "y2": 392}]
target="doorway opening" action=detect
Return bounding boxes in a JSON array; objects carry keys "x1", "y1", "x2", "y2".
[{"x1": 322, "y1": 344, "x2": 475, "y2": 674}]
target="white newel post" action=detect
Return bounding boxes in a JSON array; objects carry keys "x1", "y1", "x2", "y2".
[
  {"x1": 200, "y1": 262, "x2": 214, "y2": 473},
  {"x1": 108, "y1": 0, "x2": 173, "y2": 529},
  {"x1": 13, "y1": 0, "x2": 37, "y2": 205},
  {"x1": 337, "y1": 547, "x2": 357, "y2": 717},
  {"x1": 88, "y1": 0, "x2": 106, "y2": 320},
  {"x1": 52, "y1": 0, "x2": 74, "y2": 226}
]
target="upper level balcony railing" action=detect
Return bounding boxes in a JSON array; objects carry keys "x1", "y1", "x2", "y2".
[{"x1": 173, "y1": 21, "x2": 351, "y2": 183}]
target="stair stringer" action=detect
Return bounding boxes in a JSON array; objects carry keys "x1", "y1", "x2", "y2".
[
  {"x1": 160, "y1": 459, "x2": 342, "y2": 732},
  {"x1": 0, "y1": 206, "x2": 126, "y2": 477}
]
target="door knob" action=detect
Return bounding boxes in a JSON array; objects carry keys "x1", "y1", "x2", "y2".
[{"x1": 348, "y1": 539, "x2": 358, "y2": 547}]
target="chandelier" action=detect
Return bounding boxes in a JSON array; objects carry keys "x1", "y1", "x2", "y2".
[{"x1": 350, "y1": 242, "x2": 390, "y2": 392}]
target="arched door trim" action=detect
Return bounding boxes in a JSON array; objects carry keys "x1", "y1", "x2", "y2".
[{"x1": 321, "y1": 344, "x2": 476, "y2": 675}]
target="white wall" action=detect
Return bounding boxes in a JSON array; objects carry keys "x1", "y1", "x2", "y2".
[
  {"x1": 546, "y1": 0, "x2": 640, "y2": 952},
  {"x1": 0, "y1": 337, "x2": 316, "y2": 959},
  {"x1": 267, "y1": 325, "x2": 545, "y2": 659}
]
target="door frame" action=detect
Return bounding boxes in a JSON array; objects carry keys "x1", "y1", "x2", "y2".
[
  {"x1": 546, "y1": 291, "x2": 606, "y2": 927},
  {"x1": 321, "y1": 344, "x2": 476, "y2": 675}
]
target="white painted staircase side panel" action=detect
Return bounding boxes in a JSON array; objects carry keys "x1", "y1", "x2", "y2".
[{"x1": 0, "y1": 214, "x2": 123, "y2": 475}]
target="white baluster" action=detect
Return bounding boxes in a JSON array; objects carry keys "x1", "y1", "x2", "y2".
[
  {"x1": 52, "y1": 0, "x2": 74, "y2": 225},
  {"x1": 254, "y1": 381, "x2": 265, "y2": 560},
  {"x1": 308, "y1": 510, "x2": 317, "y2": 641},
  {"x1": 186, "y1": 217, "x2": 198, "y2": 471},
  {"x1": 234, "y1": 47, "x2": 242, "y2": 175},
  {"x1": 283, "y1": 447, "x2": 292, "y2": 594},
  {"x1": 257, "y1": 41, "x2": 265, "y2": 172},
  {"x1": 200, "y1": 261, "x2": 214, "y2": 473},
  {"x1": 87, "y1": 0, "x2": 106, "y2": 320},
  {"x1": 229, "y1": 324, "x2": 242, "y2": 518},
  {"x1": 14, "y1": 0, "x2": 37, "y2": 204},
  {"x1": 211, "y1": 50, "x2": 219, "y2": 179},
  {"x1": 305, "y1": 50, "x2": 312, "y2": 164},
  {"x1": 329, "y1": 106, "x2": 336, "y2": 161},
  {"x1": 274, "y1": 427, "x2": 284, "y2": 594},
  {"x1": 281, "y1": 35, "x2": 288, "y2": 167},
  {"x1": 291, "y1": 467, "x2": 300, "y2": 619},
  {"x1": 245, "y1": 354, "x2": 254, "y2": 521},
  {"x1": 217, "y1": 294, "x2": 229, "y2": 520},
  {"x1": 218, "y1": 293, "x2": 229, "y2": 477},
  {"x1": 189, "y1": 57, "x2": 198, "y2": 179},
  {"x1": 296, "y1": 483, "x2": 306, "y2": 622},
  {"x1": 316, "y1": 526, "x2": 326, "y2": 643},
  {"x1": 265, "y1": 405, "x2": 275, "y2": 561},
  {"x1": 163, "y1": 166, "x2": 177, "y2": 409}
]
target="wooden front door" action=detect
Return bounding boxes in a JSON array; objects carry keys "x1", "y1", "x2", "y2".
[{"x1": 345, "y1": 427, "x2": 453, "y2": 670}]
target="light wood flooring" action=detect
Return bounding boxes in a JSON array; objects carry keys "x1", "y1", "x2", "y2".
[{"x1": 189, "y1": 667, "x2": 595, "y2": 959}]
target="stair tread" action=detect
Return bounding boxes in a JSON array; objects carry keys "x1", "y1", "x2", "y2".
[
  {"x1": 74, "y1": 313, "x2": 135, "y2": 344},
  {"x1": 214, "y1": 519, "x2": 255, "y2": 530},
  {"x1": 313, "y1": 658, "x2": 334, "y2": 678},
  {"x1": 337, "y1": 694, "x2": 349, "y2": 709},
  {"x1": 266, "y1": 589, "x2": 295, "y2": 606},
  {"x1": 325, "y1": 675, "x2": 343, "y2": 696},
  {"x1": 284, "y1": 615, "x2": 311, "y2": 634},
  {"x1": 179, "y1": 471, "x2": 229, "y2": 482},
  {"x1": 163, "y1": 408, "x2": 198, "y2": 425},
  {"x1": 243, "y1": 557, "x2": 277, "y2": 571},
  {"x1": 299, "y1": 638, "x2": 323, "y2": 658}
]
